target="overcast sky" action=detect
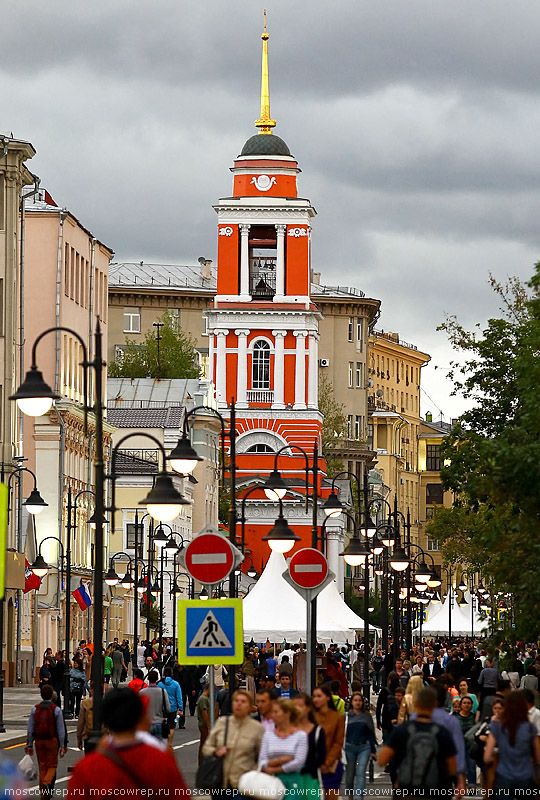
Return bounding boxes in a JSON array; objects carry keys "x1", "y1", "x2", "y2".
[{"x1": 2, "y1": 0, "x2": 539, "y2": 420}]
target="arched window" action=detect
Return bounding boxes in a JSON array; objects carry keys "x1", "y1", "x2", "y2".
[
  {"x1": 252, "y1": 340, "x2": 271, "y2": 389},
  {"x1": 246, "y1": 443, "x2": 274, "y2": 453}
]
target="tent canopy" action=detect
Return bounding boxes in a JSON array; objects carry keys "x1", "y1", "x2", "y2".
[
  {"x1": 415, "y1": 590, "x2": 489, "y2": 637},
  {"x1": 242, "y1": 551, "x2": 380, "y2": 645}
]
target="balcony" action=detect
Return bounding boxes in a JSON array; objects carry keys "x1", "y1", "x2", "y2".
[
  {"x1": 250, "y1": 264, "x2": 276, "y2": 299},
  {"x1": 247, "y1": 390, "x2": 274, "y2": 403}
]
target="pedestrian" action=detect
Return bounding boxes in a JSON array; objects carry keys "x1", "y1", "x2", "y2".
[
  {"x1": 378, "y1": 686, "x2": 457, "y2": 793},
  {"x1": 520, "y1": 666, "x2": 539, "y2": 692},
  {"x1": 344, "y1": 691, "x2": 376, "y2": 797},
  {"x1": 312, "y1": 684, "x2": 345, "y2": 798},
  {"x1": 158, "y1": 667, "x2": 184, "y2": 747},
  {"x1": 484, "y1": 689, "x2": 540, "y2": 796},
  {"x1": 329, "y1": 680, "x2": 345, "y2": 713},
  {"x1": 258, "y1": 698, "x2": 308, "y2": 793},
  {"x1": 456, "y1": 695, "x2": 477, "y2": 789},
  {"x1": 76, "y1": 684, "x2": 95, "y2": 754},
  {"x1": 103, "y1": 647, "x2": 113, "y2": 692},
  {"x1": 203, "y1": 689, "x2": 264, "y2": 790},
  {"x1": 111, "y1": 645, "x2": 125, "y2": 689},
  {"x1": 142, "y1": 655, "x2": 160, "y2": 682},
  {"x1": 26, "y1": 684, "x2": 67, "y2": 798},
  {"x1": 371, "y1": 649, "x2": 384, "y2": 692},
  {"x1": 478, "y1": 658, "x2": 499, "y2": 707},
  {"x1": 294, "y1": 693, "x2": 326, "y2": 791},
  {"x1": 140, "y1": 670, "x2": 170, "y2": 741},
  {"x1": 422, "y1": 651, "x2": 443, "y2": 682},
  {"x1": 136, "y1": 638, "x2": 146, "y2": 668},
  {"x1": 397, "y1": 675, "x2": 424, "y2": 723},
  {"x1": 128, "y1": 668, "x2": 147, "y2": 694},
  {"x1": 276, "y1": 673, "x2": 299, "y2": 699},
  {"x1": 376, "y1": 671, "x2": 401, "y2": 743},
  {"x1": 39, "y1": 657, "x2": 53, "y2": 688},
  {"x1": 255, "y1": 688, "x2": 276, "y2": 732},
  {"x1": 67, "y1": 688, "x2": 187, "y2": 799},
  {"x1": 196, "y1": 678, "x2": 212, "y2": 762},
  {"x1": 69, "y1": 658, "x2": 86, "y2": 716}
]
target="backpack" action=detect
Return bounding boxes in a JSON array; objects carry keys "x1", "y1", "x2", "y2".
[
  {"x1": 34, "y1": 703, "x2": 57, "y2": 740},
  {"x1": 397, "y1": 723, "x2": 441, "y2": 790},
  {"x1": 381, "y1": 692, "x2": 399, "y2": 728}
]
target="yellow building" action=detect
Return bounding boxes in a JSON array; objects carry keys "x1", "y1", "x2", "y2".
[
  {"x1": 367, "y1": 329, "x2": 430, "y2": 546},
  {"x1": 418, "y1": 416, "x2": 454, "y2": 578}
]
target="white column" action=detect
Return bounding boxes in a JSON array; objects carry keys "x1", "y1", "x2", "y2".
[
  {"x1": 208, "y1": 329, "x2": 214, "y2": 383},
  {"x1": 235, "y1": 329, "x2": 249, "y2": 408},
  {"x1": 307, "y1": 332, "x2": 319, "y2": 409},
  {"x1": 272, "y1": 330, "x2": 286, "y2": 409},
  {"x1": 325, "y1": 521, "x2": 345, "y2": 596},
  {"x1": 239, "y1": 224, "x2": 250, "y2": 301},
  {"x1": 293, "y1": 331, "x2": 307, "y2": 409},
  {"x1": 274, "y1": 224, "x2": 286, "y2": 301},
  {"x1": 215, "y1": 329, "x2": 229, "y2": 408}
]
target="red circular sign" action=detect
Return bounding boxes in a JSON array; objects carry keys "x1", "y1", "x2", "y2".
[
  {"x1": 289, "y1": 548, "x2": 329, "y2": 590},
  {"x1": 185, "y1": 534, "x2": 235, "y2": 585}
]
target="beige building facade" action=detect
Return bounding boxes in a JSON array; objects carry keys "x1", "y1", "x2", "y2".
[
  {"x1": 22, "y1": 188, "x2": 114, "y2": 673},
  {"x1": 0, "y1": 136, "x2": 36, "y2": 685}
]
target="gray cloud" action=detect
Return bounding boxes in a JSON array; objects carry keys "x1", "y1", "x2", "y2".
[{"x1": 1, "y1": 0, "x2": 539, "y2": 421}]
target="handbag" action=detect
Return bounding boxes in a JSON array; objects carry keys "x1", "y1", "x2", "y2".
[
  {"x1": 18, "y1": 754, "x2": 37, "y2": 781},
  {"x1": 196, "y1": 716, "x2": 230, "y2": 790},
  {"x1": 238, "y1": 769, "x2": 286, "y2": 800}
]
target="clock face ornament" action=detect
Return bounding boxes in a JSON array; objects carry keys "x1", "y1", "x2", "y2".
[{"x1": 251, "y1": 174, "x2": 277, "y2": 192}]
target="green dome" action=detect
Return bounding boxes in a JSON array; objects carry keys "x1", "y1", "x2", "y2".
[{"x1": 240, "y1": 134, "x2": 291, "y2": 157}]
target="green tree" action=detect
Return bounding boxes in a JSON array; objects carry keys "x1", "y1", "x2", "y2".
[
  {"x1": 318, "y1": 373, "x2": 348, "y2": 478},
  {"x1": 108, "y1": 310, "x2": 201, "y2": 379},
  {"x1": 428, "y1": 266, "x2": 540, "y2": 639}
]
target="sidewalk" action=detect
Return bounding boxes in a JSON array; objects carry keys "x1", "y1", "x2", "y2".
[{"x1": 0, "y1": 686, "x2": 78, "y2": 748}]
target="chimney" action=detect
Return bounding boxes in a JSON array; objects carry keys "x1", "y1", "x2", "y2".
[
  {"x1": 201, "y1": 259, "x2": 212, "y2": 281},
  {"x1": 311, "y1": 271, "x2": 321, "y2": 285}
]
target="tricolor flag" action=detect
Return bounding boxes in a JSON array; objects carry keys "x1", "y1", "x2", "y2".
[
  {"x1": 72, "y1": 582, "x2": 92, "y2": 611},
  {"x1": 24, "y1": 558, "x2": 41, "y2": 594}
]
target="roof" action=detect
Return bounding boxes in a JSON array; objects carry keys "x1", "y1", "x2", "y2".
[
  {"x1": 114, "y1": 450, "x2": 159, "y2": 475},
  {"x1": 108, "y1": 377, "x2": 202, "y2": 406},
  {"x1": 311, "y1": 284, "x2": 366, "y2": 299},
  {"x1": 240, "y1": 134, "x2": 291, "y2": 157},
  {"x1": 109, "y1": 262, "x2": 217, "y2": 291},
  {"x1": 107, "y1": 407, "x2": 183, "y2": 429}
]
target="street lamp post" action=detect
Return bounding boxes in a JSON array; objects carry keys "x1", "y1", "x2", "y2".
[{"x1": 12, "y1": 325, "x2": 189, "y2": 747}]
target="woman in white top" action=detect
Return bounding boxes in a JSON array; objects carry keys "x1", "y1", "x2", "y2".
[{"x1": 259, "y1": 698, "x2": 308, "y2": 794}]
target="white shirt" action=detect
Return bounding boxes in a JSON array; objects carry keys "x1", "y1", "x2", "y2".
[
  {"x1": 278, "y1": 649, "x2": 294, "y2": 665},
  {"x1": 137, "y1": 646, "x2": 146, "y2": 668},
  {"x1": 529, "y1": 707, "x2": 540, "y2": 734}
]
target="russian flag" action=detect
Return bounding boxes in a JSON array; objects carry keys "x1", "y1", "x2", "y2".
[{"x1": 72, "y1": 582, "x2": 92, "y2": 611}]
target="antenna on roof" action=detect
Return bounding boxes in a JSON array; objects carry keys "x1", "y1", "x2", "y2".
[{"x1": 198, "y1": 256, "x2": 206, "y2": 265}]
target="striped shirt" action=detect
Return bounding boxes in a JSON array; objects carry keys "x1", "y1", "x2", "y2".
[{"x1": 258, "y1": 730, "x2": 308, "y2": 773}]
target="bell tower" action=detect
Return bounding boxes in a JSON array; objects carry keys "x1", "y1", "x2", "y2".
[{"x1": 204, "y1": 15, "x2": 326, "y2": 567}]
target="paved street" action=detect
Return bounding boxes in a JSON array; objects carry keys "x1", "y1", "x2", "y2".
[{"x1": 0, "y1": 686, "x2": 395, "y2": 796}]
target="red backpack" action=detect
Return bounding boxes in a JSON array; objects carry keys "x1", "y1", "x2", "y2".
[{"x1": 34, "y1": 703, "x2": 57, "y2": 740}]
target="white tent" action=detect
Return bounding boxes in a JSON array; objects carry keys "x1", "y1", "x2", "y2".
[
  {"x1": 415, "y1": 590, "x2": 489, "y2": 637},
  {"x1": 242, "y1": 551, "x2": 379, "y2": 645}
]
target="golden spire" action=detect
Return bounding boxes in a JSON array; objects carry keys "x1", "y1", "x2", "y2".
[{"x1": 255, "y1": 9, "x2": 276, "y2": 134}]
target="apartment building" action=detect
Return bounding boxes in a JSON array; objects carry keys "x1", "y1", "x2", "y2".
[{"x1": 367, "y1": 329, "x2": 431, "y2": 545}]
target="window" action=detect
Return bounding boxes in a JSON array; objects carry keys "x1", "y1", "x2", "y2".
[
  {"x1": 125, "y1": 523, "x2": 144, "y2": 558},
  {"x1": 356, "y1": 318, "x2": 363, "y2": 346},
  {"x1": 426, "y1": 444, "x2": 441, "y2": 471},
  {"x1": 425, "y1": 507, "x2": 435, "y2": 520},
  {"x1": 123, "y1": 307, "x2": 141, "y2": 333},
  {"x1": 168, "y1": 309, "x2": 180, "y2": 330},
  {"x1": 246, "y1": 443, "x2": 274, "y2": 453},
  {"x1": 252, "y1": 340, "x2": 271, "y2": 389},
  {"x1": 426, "y1": 537, "x2": 440, "y2": 551},
  {"x1": 367, "y1": 424, "x2": 374, "y2": 450},
  {"x1": 348, "y1": 362, "x2": 354, "y2": 388},
  {"x1": 355, "y1": 362, "x2": 362, "y2": 388},
  {"x1": 354, "y1": 415, "x2": 361, "y2": 440},
  {"x1": 347, "y1": 415, "x2": 353, "y2": 438},
  {"x1": 426, "y1": 483, "x2": 443, "y2": 505},
  {"x1": 348, "y1": 317, "x2": 354, "y2": 342}
]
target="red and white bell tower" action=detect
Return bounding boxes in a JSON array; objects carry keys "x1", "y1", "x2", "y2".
[{"x1": 205, "y1": 16, "x2": 331, "y2": 571}]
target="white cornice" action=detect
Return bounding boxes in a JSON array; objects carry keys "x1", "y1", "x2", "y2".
[{"x1": 206, "y1": 310, "x2": 322, "y2": 327}]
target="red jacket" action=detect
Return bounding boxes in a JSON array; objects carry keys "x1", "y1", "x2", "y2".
[
  {"x1": 67, "y1": 742, "x2": 187, "y2": 799},
  {"x1": 127, "y1": 678, "x2": 147, "y2": 693}
]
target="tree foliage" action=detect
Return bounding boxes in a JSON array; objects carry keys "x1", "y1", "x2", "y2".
[
  {"x1": 108, "y1": 310, "x2": 201, "y2": 379},
  {"x1": 318, "y1": 373, "x2": 348, "y2": 478},
  {"x1": 427, "y1": 265, "x2": 540, "y2": 639}
]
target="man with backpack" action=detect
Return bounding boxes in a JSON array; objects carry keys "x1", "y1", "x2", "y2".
[
  {"x1": 378, "y1": 686, "x2": 457, "y2": 795},
  {"x1": 26, "y1": 684, "x2": 67, "y2": 798}
]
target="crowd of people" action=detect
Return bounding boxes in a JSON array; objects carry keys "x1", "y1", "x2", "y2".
[{"x1": 26, "y1": 636, "x2": 540, "y2": 798}]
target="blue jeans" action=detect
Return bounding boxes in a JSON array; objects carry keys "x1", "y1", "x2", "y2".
[
  {"x1": 465, "y1": 750, "x2": 477, "y2": 787},
  {"x1": 345, "y1": 742, "x2": 372, "y2": 796}
]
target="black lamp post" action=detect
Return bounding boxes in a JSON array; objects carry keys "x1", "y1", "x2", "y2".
[
  {"x1": 12, "y1": 323, "x2": 188, "y2": 747},
  {"x1": 262, "y1": 443, "x2": 320, "y2": 691}
]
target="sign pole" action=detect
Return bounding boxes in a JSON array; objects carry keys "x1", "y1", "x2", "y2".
[{"x1": 306, "y1": 589, "x2": 313, "y2": 696}]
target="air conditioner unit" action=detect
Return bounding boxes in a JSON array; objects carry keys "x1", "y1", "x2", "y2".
[{"x1": 319, "y1": 358, "x2": 330, "y2": 367}]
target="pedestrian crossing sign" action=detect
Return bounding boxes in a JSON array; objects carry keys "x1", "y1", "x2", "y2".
[{"x1": 178, "y1": 599, "x2": 243, "y2": 664}]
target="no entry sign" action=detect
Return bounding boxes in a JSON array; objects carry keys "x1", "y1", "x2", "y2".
[
  {"x1": 289, "y1": 548, "x2": 328, "y2": 590},
  {"x1": 184, "y1": 532, "x2": 237, "y2": 586}
]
